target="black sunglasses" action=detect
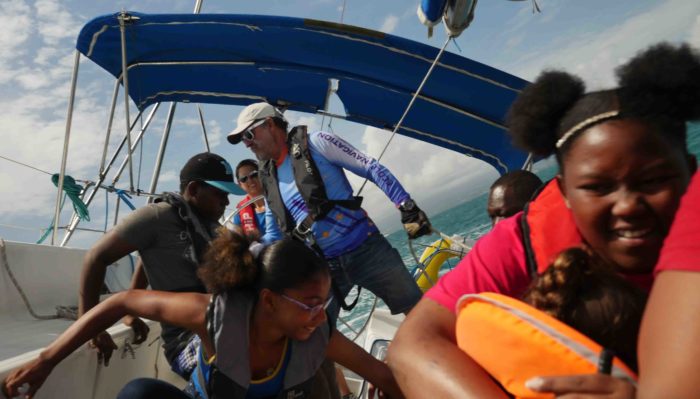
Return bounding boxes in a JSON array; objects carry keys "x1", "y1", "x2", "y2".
[{"x1": 238, "y1": 170, "x2": 259, "y2": 183}]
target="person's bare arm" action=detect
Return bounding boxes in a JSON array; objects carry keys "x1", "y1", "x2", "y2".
[
  {"x1": 386, "y1": 298, "x2": 508, "y2": 399},
  {"x1": 327, "y1": 332, "x2": 403, "y2": 399},
  {"x1": 79, "y1": 230, "x2": 137, "y2": 316},
  {"x1": 2, "y1": 290, "x2": 211, "y2": 399},
  {"x1": 78, "y1": 230, "x2": 138, "y2": 365},
  {"x1": 122, "y1": 258, "x2": 151, "y2": 344},
  {"x1": 638, "y1": 271, "x2": 700, "y2": 399}
]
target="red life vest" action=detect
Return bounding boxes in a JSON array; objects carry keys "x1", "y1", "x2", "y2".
[
  {"x1": 521, "y1": 180, "x2": 582, "y2": 276},
  {"x1": 236, "y1": 195, "x2": 259, "y2": 236}
]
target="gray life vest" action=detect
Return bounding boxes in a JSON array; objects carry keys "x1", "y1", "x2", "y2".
[{"x1": 192, "y1": 290, "x2": 330, "y2": 399}]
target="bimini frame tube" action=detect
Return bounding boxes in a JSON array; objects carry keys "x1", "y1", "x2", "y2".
[
  {"x1": 197, "y1": 105, "x2": 210, "y2": 152},
  {"x1": 52, "y1": 50, "x2": 81, "y2": 245},
  {"x1": 99, "y1": 79, "x2": 121, "y2": 176},
  {"x1": 147, "y1": 0, "x2": 205, "y2": 201},
  {"x1": 147, "y1": 102, "x2": 177, "y2": 199},
  {"x1": 118, "y1": 11, "x2": 135, "y2": 192},
  {"x1": 60, "y1": 104, "x2": 160, "y2": 247}
]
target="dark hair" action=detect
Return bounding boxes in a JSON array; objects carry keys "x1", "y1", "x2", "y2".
[
  {"x1": 235, "y1": 159, "x2": 258, "y2": 181},
  {"x1": 490, "y1": 170, "x2": 543, "y2": 203},
  {"x1": 522, "y1": 248, "x2": 647, "y2": 371},
  {"x1": 198, "y1": 229, "x2": 329, "y2": 294},
  {"x1": 507, "y1": 43, "x2": 700, "y2": 166}
]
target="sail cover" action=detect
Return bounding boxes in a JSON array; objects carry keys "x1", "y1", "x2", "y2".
[{"x1": 76, "y1": 12, "x2": 530, "y2": 174}]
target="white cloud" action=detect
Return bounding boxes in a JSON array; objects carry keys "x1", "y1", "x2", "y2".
[
  {"x1": 343, "y1": 126, "x2": 498, "y2": 231},
  {"x1": 690, "y1": 14, "x2": 700, "y2": 45},
  {"x1": 34, "y1": 0, "x2": 79, "y2": 46},
  {"x1": 158, "y1": 170, "x2": 178, "y2": 184},
  {"x1": 510, "y1": 0, "x2": 700, "y2": 88},
  {"x1": 380, "y1": 14, "x2": 399, "y2": 34}
]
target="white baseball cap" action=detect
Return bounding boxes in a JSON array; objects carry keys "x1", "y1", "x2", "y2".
[{"x1": 227, "y1": 102, "x2": 286, "y2": 144}]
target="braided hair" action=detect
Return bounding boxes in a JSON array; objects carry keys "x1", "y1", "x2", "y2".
[{"x1": 522, "y1": 248, "x2": 647, "y2": 371}]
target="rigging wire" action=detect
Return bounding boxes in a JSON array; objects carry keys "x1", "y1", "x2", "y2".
[
  {"x1": 339, "y1": 0, "x2": 347, "y2": 24},
  {"x1": 0, "y1": 154, "x2": 53, "y2": 176},
  {"x1": 355, "y1": 35, "x2": 452, "y2": 196}
]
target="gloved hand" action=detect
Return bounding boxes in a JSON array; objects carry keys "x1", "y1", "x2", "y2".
[{"x1": 400, "y1": 201, "x2": 432, "y2": 239}]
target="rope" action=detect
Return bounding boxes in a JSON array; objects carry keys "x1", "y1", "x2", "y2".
[
  {"x1": 36, "y1": 193, "x2": 67, "y2": 244},
  {"x1": 115, "y1": 189, "x2": 136, "y2": 210},
  {"x1": 0, "y1": 238, "x2": 59, "y2": 319},
  {"x1": 51, "y1": 174, "x2": 90, "y2": 221},
  {"x1": 356, "y1": 36, "x2": 452, "y2": 196}
]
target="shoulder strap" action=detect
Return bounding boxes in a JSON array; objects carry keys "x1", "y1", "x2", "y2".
[{"x1": 259, "y1": 159, "x2": 295, "y2": 233}]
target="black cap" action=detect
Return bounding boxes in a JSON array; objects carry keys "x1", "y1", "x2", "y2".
[{"x1": 180, "y1": 153, "x2": 244, "y2": 195}]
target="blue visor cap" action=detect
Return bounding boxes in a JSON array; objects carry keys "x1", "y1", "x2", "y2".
[
  {"x1": 180, "y1": 152, "x2": 245, "y2": 195},
  {"x1": 204, "y1": 180, "x2": 245, "y2": 195}
]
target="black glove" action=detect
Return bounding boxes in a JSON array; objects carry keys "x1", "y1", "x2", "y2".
[{"x1": 400, "y1": 200, "x2": 432, "y2": 239}]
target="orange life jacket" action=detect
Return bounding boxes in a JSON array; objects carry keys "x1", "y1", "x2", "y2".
[
  {"x1": 455, "y1": 292, "x2": 637, "y2": 399},
  {"x1": 521, "y1": 179, "x2": 582, "y2": 276}
]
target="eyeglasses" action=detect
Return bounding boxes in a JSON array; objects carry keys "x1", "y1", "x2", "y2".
[
  {"x1": 242, "y1": 119, "x2": 267, "y2": 141},
  {"x1": 280, "y1": 294, "x2": 333, "y2": 317},
  {"x1": 238, "y1": 170, "x2": 259, "y2": 183}
]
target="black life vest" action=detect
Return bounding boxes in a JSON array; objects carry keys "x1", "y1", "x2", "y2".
[{"x1": 259, "y1": 126, "x2": 362, "y2": 235}]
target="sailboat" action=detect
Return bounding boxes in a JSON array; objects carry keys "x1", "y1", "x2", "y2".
[{"x1": 0, "y1": 2, "x2": 531, "y2": 398}]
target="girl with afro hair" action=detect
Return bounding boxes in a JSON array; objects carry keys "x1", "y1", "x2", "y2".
[{"x1": 389, "y1": 42, "x2": 700, "y2": 399}]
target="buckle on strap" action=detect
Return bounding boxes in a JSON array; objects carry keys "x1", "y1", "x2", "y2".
[{"x1": 292, "y1": 219, "x2": 316, "y2": 246}]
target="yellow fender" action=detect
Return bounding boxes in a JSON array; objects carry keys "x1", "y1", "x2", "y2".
[{"x1": 416, "y1": 237, "x2": 460, "y2": 292}]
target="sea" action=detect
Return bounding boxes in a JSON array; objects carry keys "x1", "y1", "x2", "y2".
[{"x1": 338, "y1": 122, "x2": 700, "y2": 335}]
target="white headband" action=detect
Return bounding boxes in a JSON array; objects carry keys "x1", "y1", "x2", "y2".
[{"x1": 555, "y1": 110, "x2": 620, "y2": 149}]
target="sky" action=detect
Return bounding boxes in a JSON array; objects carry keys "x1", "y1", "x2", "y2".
[{"x1": 0, "y1": 0, "x2": 699, "y2": 248}]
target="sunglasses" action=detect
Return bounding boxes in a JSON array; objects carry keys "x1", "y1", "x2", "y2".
[
  {"x1": 242, "y1": 118, "x2": 267, "y2": 141},
  {"x1": 280, "y1": 294, "x2": 333, "y2": 317},
  {"x1": 238, "y1": 170, "x2": 259, "y2": 183}
]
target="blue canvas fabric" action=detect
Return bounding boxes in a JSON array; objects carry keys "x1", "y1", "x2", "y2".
[{"x1": 75, "y1": 12, "x2": 530, "y2": 174}]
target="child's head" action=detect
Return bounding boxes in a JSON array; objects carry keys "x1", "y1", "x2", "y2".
[
  {"x1": 507, "y1": 43, "x2": 699, "y2": 275},
  {"x1": 522, "y1": 248, "x2": 648, "y2": 370},
  {"x1": 198, "y1": 229, "x2": 331, "y2": 340}
]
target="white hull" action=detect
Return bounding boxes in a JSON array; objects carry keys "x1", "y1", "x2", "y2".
[{"x1": 0, "y1": 241, "x2": 182, "y2": 398}]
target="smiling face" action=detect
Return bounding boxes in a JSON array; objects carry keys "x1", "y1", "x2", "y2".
[
  {"x1": 558, "y1": 119, "x2": 693, "y2": 274},
  {"x1": 237, "y1": 164, "x2": 263, "y2": 197},
  {"x1": 272, "y1": 272, "x2": 331, "y2": 341}
]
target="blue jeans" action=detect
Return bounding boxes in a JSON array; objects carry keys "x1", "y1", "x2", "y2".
[{"x1": 327, "y1": 233, "x2": 422, "y2": 316}]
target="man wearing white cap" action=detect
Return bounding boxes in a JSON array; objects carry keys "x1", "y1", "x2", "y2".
[
  {"x1": 78, "y1": 152, "x2": 244, "y2": 378},
  {"x1": 228, "y1": 102, "x2": 429, "y2": 316}
]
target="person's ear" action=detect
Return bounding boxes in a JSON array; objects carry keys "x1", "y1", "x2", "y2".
[
  {"x1": 185, "y1": 180, "x2": 201, "y2": 197},
  {"x1": 555, "y1": 174, "x2": 571, "y2": 209},
  {"x1": 259, "y1": 288, "x2": 276, "y2": 312}
]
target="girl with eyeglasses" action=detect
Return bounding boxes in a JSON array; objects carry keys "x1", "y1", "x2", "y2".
[
  {"x1": 2, "y1": 230, "x2": 403, "y2": 399},
  {"x1": 232, "y1": 159, "x2": 267, "y2": 240}
]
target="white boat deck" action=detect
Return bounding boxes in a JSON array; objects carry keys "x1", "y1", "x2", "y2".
[
  {"x1": 0, "y1": 315, "x2": 74, "y2": 361},
  {"x1": 0, "y1": 240, "x2": 182, "y2": 399}
]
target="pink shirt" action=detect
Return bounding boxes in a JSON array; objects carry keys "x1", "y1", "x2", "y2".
[
  {"x1": 425, "y1": 212, "x2": 532, "y2": 312},
  {"x1": 426, "y1": 211, "x2": 655, "y2": 312},
  {"x1": 655, "y1": 172, "x2": 700, "y2": 274}
]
